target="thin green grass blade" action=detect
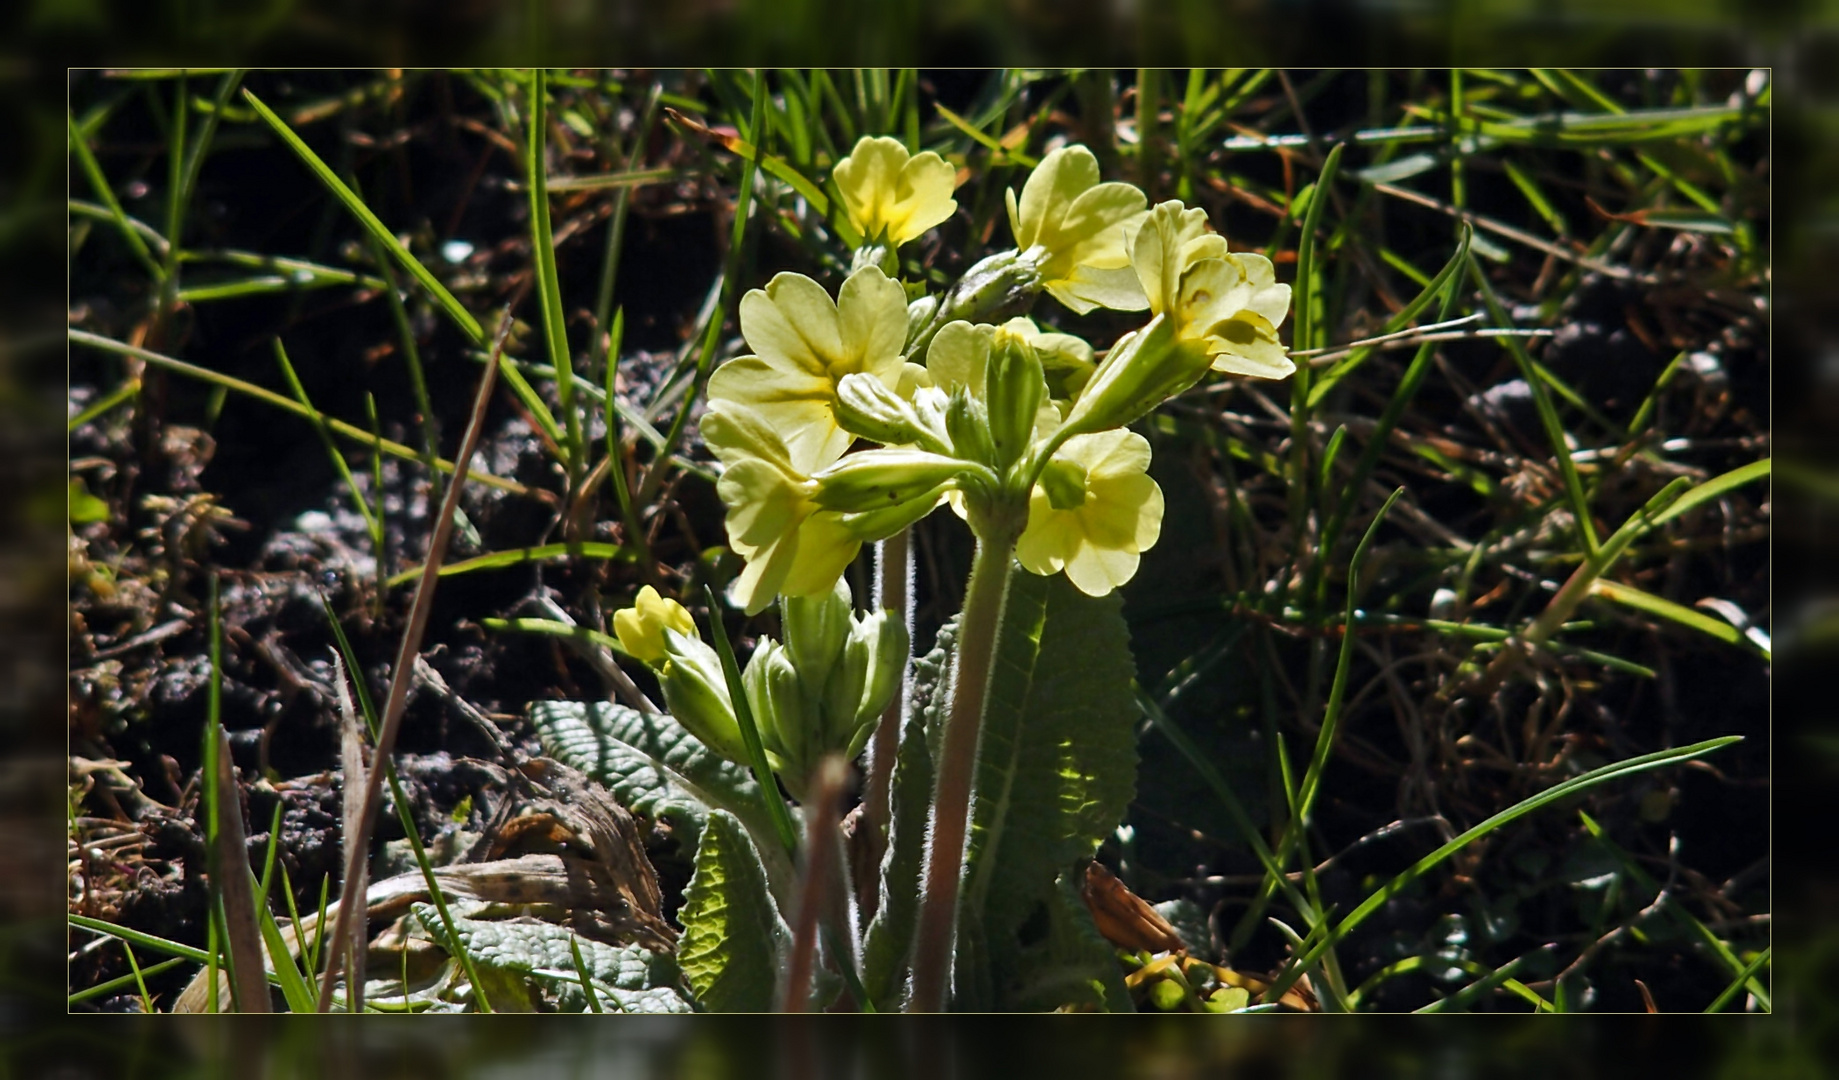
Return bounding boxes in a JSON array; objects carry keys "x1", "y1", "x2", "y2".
[
  {"x1": 1262, "y1": 735, "x2": 1742, "y2": 1005},
  {"x1": 1469, "y1": 255, "x2": 1599, "y2": 555},
  {"x1": 1705, "y1": 947, "x2": 1770, "y2": 1014},
  {"x1": 243, "y1": 89, "x2": 487, "y2": 342},
  {"x1": 1308, "y1": 229, "x2": 1471, "y2": 408},
  {"x1": 70, "y1": 914, "x2": 218, "y2": 966},
  {"x1": 1290, "y1": 488, "x2": 1402, "y2": 841},
  {"x1": 479, "y1": 617, "x2": 632, "y2": 659},
  {"x1": 1589, "y1": 580, "x2": 1767, "y2": 658},
  {"x1": 68, "y1": 111, "x2": 165, "y2": 282},
  {"x1": 69, "y1": 330, "x2": 527, "y2": 495},
  {"x1": 526, "y1": 69, "x2": 584, "y2": 484},
  {"x1": 701, "y1": 586, "x2": 799, "y2": 855},
  {"x1": 1137, "y1": 690, "x2": 1318, "y2": 923},
  {"x1": 272, "y1": 338, "x2": 381, "y2": 544},
  {"x1": 67, "y1": 956, "x2": 185, "y2": 1007},
  {"x1": 68, "y1": 377, "x2": 142, "y2": 433},
  {"x1": 384, "y1": 541, "x2": 630, "y2": 589}
]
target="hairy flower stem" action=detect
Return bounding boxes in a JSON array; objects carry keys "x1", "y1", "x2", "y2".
[
  {"x1": 908, "y1": 526, "x2": 1018, "y2": 1012},
  {"x1": 860, "y1": 528, "x2": 914, "y2": 919}
]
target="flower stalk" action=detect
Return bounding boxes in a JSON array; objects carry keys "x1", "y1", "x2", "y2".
[{"x1": 908, "y1": 520, "x2": 1021, "y2": 1012}]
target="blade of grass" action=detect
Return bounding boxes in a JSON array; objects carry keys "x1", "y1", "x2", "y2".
[
  {"x1": 701, "y1": 585, "x2": 799, "y2": 856},
  {"x1": 68, "y1": 956, "x2": 184, "y2": 1008},
  {"x1": 568, "y1": 935, "x2": 605, "y2": 1013},
  {"x1": 314, "y1": 309, "x2": 508, "y2": 1012},
  {"x1": 1307, "y1": 229, "x2": 1469, "y2": 608},
  {"x1": 68, "y1": 377, "x2": 142, "y2": 433},
  {"x1": 271, "y1": 338, "x2": 381, "y2": 546},
  {"x1": 383, "y1": 540, "x2": 630, "y2": 589},
  {"x1": 1306, "y1": 239, "x2": 1474, "y2": 408},
  {"x1": 635, "y1": 72, "x2": 769, "y2": 512},
  {"x1": 1588, "y1": 579, "x2": 1767, "y2": 658},
  {"x1": 526, "y1": 69, "x2": 584, "y2": 487},
  {"x1": 68, "y1": 112, "x2": 165, "y2": 283},
  {"x1": 68, "y1": 330, "x2": 527, "y2": 495},
  {"x1": 1289, "y1": 489, "x2": 1403, "y2": 848},
  {"x1": 1137, "y1": 690, "x2": 1319, "y2": 924},
  {"x1": 245, "y1": 89, "x2": 485, "y2": 342},
  {"x1": 1286, "y1": 142, "x2": 1344, "y2": 562},
  {"x1": 1468, "y1": 255, "x2": 1599, "y2": 555},
  {"x1": 1261, "y1": 735, "x2": 1742, "y2": 1005},
  {"x1": 665, "y1": 104, "x2": 853, "y2": 245},
  {"x1": 1705, "y1": 947, "x2": 1770, "y2": 1014}
]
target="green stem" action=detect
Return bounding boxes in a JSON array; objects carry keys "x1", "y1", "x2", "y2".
[
  {"x1": 908, "y1": 529, "x2": 1017, "y2": 1012},
  {"x1": 859, "y1": 527, "x2": 913, "y2": 920}
]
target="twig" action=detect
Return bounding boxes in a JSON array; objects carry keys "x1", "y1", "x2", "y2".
[{"x1": 314, "y1": 308, "x2": 509, "y2": 1012}]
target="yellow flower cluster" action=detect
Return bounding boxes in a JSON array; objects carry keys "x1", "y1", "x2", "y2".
[{"x1": 701, "y1": 135, "x2": 1295, "y2": 607}]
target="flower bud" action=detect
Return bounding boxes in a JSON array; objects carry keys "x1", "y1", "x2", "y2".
[
  {"x1": 907, "y1": 249, "x2": 1044, "y2": 359},
  {"x1": 942, "y1": 248, "x2": 1044, "y2": 326},
  {"x1": 612, "y1": 585, "x2": 697, "y2": 666},
  {"x1": 945, "y1": 388, "x2": 996, "y2": 468},
  {"x1": 848, "y1": 609, "x2": 908, "y2": 737},
  {"x1": 985, "y1": 324, "x2": 1048, "y2": 471},
  {"x1": 812, "y1": 448, "x2": 969, "y2": 513},
  {"x1": 1059, "y1": 312, "x2": 1209, "y2": 438},
  {"x1": 781, "y1": 578, "x2": 853, "y2": 702},
  {"x1": 742, "y1": 638, "x2": 799, "y2": 775},
  {"x1": 834, "y1": 373, "x2": 951, "y2": 453},
  {"x1": 905, "y1": 294, "x2": 940, "y2": 349},
  {"x1": 658, "y1": 628, "x2": 749, "y2": 766}
]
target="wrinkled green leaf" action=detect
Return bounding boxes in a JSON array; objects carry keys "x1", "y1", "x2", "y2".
[
  {"x1": 677, "y1": 809, "x2": 787, "y2": 1013},
  {"x1": 925, "y1": 571, "x2": 1140, "y2": 1010},
  {"x1": 529, "y1": 700, "x2": 765, "y2": 859},
  {"x1": 414, "y1": 909, "x2": 693, "y2": 1014}
]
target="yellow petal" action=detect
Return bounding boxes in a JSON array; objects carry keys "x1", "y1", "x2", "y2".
[
  {"x1": 835, "y1": 266, "x2": 910, "y2": 381},
  {"x1": 1064, "y1": 543, "x2": 1141, "y2": 597},
  {"x1": 707, "y1": 356, "x2": 853, "y2": 469},
  {"x1": 740, "y1": 273, "x2": 843, "y2": 378}
]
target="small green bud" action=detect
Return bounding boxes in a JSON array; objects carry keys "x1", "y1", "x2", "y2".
[
  {"x1": 944, "y1": 248, "x2": 1044, "y2": 325},
  {"x1": 781, "y1": 578, "x2": 853, "y2": 701},
  {"x1": 945, "y1": 388, "x2": 997, "y2": 467},
  {"x1": 985, "y1": 325, "x2": 1048, "y2": 471},
  {"x1": 905, "y1": 294, "x2": 941, "y2": 351},
  {"x1": 908, "y1": 250, "x2": 1044, "y2": 359},
  {"x1": 812, "y1": 448, "x2": 969, "y2": 513},
  {"x1": 741, "y1": 638, "x2": 792, "y2": 772},
  {"x1": 834, "y1": 373, "x2": 952, "y2": 453},
  {"x1": 658, "y1": 629, "x2": 749, "y2": 766},
  {"x1": 850, "y1": 609, "x2": 908, "y2": 734},
  {"x1": 744, "y1": 637, "x2": 805, "y2": 780}
]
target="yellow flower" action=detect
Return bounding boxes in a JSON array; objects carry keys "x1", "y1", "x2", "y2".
[
  {"x1": 702, "y1": 401, "x2": 862, "y2": 615},
  {"x1": 832, "y1": 136, "x2": 959, "y2": 247},
  {"x1": 1016, "y1": 429, "x2": 1164, "y2": 597},
  {"x1": 1007, "y1": 145, "x2": 1150, "y2": 315},
  {"x1": 612, "y1": 585, "x2": 696, "y2": 666},
  {"x1": 1130, "y1": 200, "x2": 1294, "y2": 379},
  {"x1": 707, "y1": 267, "x2": 910, "y2": 468}
]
